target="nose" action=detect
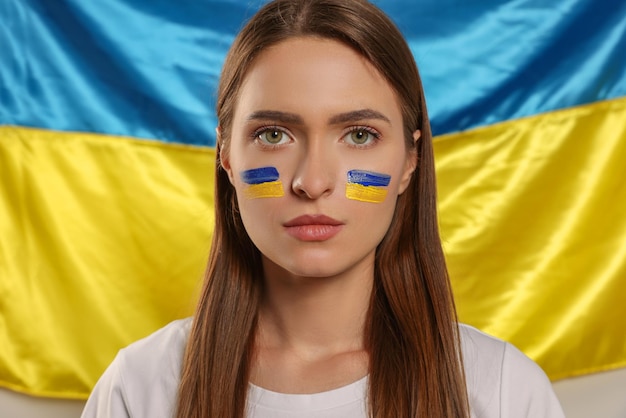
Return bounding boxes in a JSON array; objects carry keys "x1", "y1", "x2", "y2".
[{"x1": 291, "y1": 140, "x2": 336, "y2": 200}]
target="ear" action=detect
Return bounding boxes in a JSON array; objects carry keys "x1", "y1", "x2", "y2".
[
  {"x1": 398, "y1": 129, "x2": 420, "y2": 194},
  {"x1": 217, "y1": 126, "x2": 235, "y2": 185}
]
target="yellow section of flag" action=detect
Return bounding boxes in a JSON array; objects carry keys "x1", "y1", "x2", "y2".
[
  {"x1": 436, "y1": 96, "x2": 626, "y2": 380},
  {"x1": 1, "y1": 96, "x2": 625, "y2": 398},
  {"x1": 0, "y1": 126, "x2": 215, "y2": 398}
]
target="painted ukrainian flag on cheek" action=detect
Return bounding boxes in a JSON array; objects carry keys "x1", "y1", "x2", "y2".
[
  {"x1": 345, "y1": 170, "x2": 391, "y2": 203},
  {"x1": 0, "y1": 0, "x2": 625, "y2": 401},
  {"x1": 241, "y1": 167, "x2": 285, "y2": 199}
]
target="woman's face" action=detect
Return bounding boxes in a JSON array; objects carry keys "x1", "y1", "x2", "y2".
[{"x1": 222, "y1": 37, "x2": 417, "y2": 280}]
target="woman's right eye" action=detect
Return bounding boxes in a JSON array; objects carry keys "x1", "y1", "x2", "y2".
[{"x1": 256, "y1": 128, "x2": 291, "y2": 146}]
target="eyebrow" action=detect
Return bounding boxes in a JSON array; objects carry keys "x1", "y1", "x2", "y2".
[
  {"x1": 328, "y1": 109, "x2": 391, "y2": 125},
  {"x1": 246, "y1": 108, "x2": 391, "y2": 126},
  {"x1": 247, "y1": 110, "x2": 304, "y2": 124}
]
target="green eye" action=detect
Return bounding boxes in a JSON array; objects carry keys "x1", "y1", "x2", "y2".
[
  {"x1": 260, "y1": 129, "x2": 284, "y2": 144},
  {"x1": 350, "y1": 129, "x2": 370, "y2": 145}
]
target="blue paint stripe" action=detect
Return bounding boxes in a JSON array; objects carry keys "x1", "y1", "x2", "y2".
[
  {"x1": 347, "y1": 170, "x2": 391, "y2": 187},
  {"x1": 240, "y1": 167, "x2": 280, "y2": 184}
]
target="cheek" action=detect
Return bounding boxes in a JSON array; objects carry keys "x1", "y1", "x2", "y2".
[{"x1": 235, "y1": 183, "x2": 283, "y2": 239}]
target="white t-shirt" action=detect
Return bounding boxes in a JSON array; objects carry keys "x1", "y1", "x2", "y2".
[{"x1": 81, "y1": 318, "x2": 565, "y2": 418}]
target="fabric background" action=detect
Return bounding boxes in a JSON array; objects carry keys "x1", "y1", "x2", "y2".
[{"x1": 1, "y1": 0, "x2": 625, "y2": 398}]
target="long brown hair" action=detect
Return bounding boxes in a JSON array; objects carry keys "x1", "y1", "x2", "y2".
[{"x1": 176, "y1": 0, "x2": 469, "y2": 417}]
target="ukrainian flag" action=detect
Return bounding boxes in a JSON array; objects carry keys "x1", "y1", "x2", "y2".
[{"x1": 0, "y1": 0, "x2": 624, "y2": 399}]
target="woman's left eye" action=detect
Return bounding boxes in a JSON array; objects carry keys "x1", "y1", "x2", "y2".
[{"x1": 343, "y1": 128, "x2": 379, "y2": 147}]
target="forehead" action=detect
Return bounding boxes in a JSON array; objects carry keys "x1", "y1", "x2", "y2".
[{"x1": 234, "y1": 36, "x2": 402, "y2": 122}]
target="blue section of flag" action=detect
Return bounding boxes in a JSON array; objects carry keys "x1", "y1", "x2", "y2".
[
  {"x1": 1, "y1": 0, "x2": 625, "y2": 144},
  {"x1": 241, "y1": 167, "x2": 280, "y2": 185},
  {"x1": 347, "y1": 170, "x2": 391, "y2": 187}
]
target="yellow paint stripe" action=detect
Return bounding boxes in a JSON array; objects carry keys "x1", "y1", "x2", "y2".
[
  {"x1": 244, "y1": 180, "x2": 284, "y2": 199},
  {"x1": 345, "y1": 183, "x2": 388, "y2": 203}
]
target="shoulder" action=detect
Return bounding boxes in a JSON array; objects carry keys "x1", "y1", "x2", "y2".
[
  {"x1": 118, "y1": 317, "x2": 192, "y2": 370},
  {"x1": 82, "y1": 318, "x2": 192, "y2": 418},
  {"x1": 459, "y1": 324, "x2": 565, "y2": 418}
]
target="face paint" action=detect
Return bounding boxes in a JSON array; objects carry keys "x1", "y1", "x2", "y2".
[
  {"x1": 345, "y1": 170, "x2": 391, "y2": 203},
  {"x1": 240, "y1": 166, "x2": 285, "y2": 199}
]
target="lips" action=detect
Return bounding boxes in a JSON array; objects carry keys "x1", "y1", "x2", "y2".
[{"x1": 283, "y1": 215, "x2": 344, "y2": 241}]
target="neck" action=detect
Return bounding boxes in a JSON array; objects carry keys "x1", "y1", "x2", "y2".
[{"x1": 257, "y1": 257, "x2": 374, "y2": 356}]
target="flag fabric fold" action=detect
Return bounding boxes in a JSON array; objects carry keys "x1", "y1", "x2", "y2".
[{"x1": 436, "y1": 97, "x2": 626, "y2": 380}]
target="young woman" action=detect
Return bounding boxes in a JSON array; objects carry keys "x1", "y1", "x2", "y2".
[{"x1": 82, "y1": 0, "x2": 565, "y2": 417}]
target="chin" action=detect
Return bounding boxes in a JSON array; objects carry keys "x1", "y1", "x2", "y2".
[
  {"x1": 263, "y1": 254, "x2": 345, "y2": 280},
  {"x1": 283, "y1": 264, "x2": 343, "y2": 280}
]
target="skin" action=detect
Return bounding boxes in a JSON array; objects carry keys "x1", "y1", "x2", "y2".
[{"x1": 221, "y1": 37, "x2": 419, "y2": 393}]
